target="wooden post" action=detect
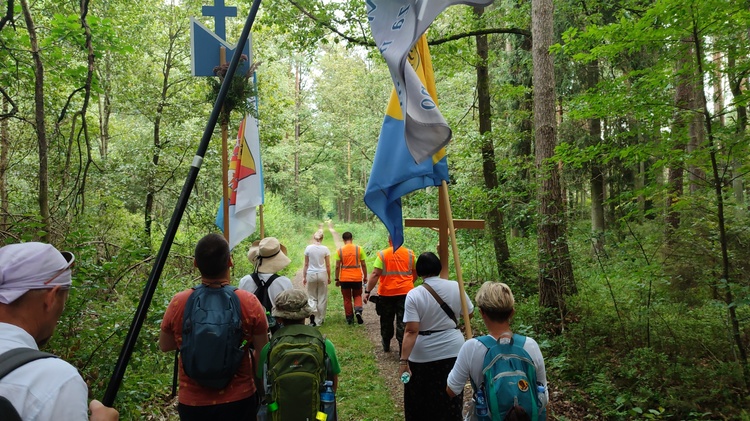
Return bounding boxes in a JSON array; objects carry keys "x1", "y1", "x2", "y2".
[
  {"x1": 440, "y1": 180, "x2": 473, "y2": 338},
  {"x1": 220, "y1": 46, "x2": 230, "y2": 242},
  {"x1": 404, "y1": 185, "x2": 484, "y2": 339},
  {"x1": 259, "y1": 204, "x2": 265, "y2": 238}
]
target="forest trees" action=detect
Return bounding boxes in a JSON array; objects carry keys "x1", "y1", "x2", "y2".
[{"x1": 532, "y1": 0, "x2": 576, "y2": 313}]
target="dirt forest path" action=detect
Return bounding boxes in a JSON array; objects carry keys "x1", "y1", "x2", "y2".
[{"x1": 290, "y1": 222, "x2": 405, "y2": 412}]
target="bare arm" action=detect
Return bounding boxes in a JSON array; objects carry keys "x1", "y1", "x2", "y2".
[
  {"x1": 335, "y1": 260, "x2": 342, "y2": 286},
  {"x1": 363, "y1": 268, "x2": 382, "y2": 304},
  {"x1": 399, "y1": 321, "x2": 419, "y2": 378},
  {"x1": 158, "y1": 330, "x2": 177, "y2": 352},
  {"x1": 325, "y1": 255, "x2": 331, "y2": 284},
  {"x1": 360, "y1": 260, "x2": 368, "y2": 284},
  {"x1": 446, "y1": 386, "x2": 457, "y2": 398},
  {"x1": 251, "y1": 333, "x2": 268, "y2": 369},
  {"x1": 303, "y1": 256, "x2": 310, "y2": 285}
]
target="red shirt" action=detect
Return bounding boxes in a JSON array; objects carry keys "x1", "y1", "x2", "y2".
[{"x1": 161, "y1": 287, "x2": 268, "y2": 406}]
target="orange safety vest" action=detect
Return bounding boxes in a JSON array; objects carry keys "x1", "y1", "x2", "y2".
[
  {"x1": 376, "y1": 247, "x2": 415, "y2": 296},
  {"x1": 337, "y1": 244, "x2": 362, "y2": 282}
]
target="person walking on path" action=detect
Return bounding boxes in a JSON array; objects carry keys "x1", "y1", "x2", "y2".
[
  {"x1": 0, "y1": 242, "x2": 119, "y2": 421},
  {"x1": 363, "y1": 237, "x2": 416, "y2": 353},
  {"x1": 399, "y1": 252, "x2": 474, "y2": 420},
  {"x1": 160, "y1": 234, "x2": 269, "y2": 421},
  {"x1": 335, "y1": 232, "x2": 368, "y2": 325},
  {"x1": 303, "y1": 231, "x2": 331, "y2": 326},
  {"x1": 238, "y1": 237, "x2": 294, "y2": 312},
  {"x1": 256, "y1": 289, "x2": 341, "y2": 421},
  {"x1": 446, "y1": 282, "x2": 549, "y2": 420}
]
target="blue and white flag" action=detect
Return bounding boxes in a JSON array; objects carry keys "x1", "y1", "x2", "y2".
[
  {"x1": 366, "y1": 0, "x2": 494, "y2": 163},
  {"x1": 364, "y1": 36, "x2": 448, "y2": 251}
]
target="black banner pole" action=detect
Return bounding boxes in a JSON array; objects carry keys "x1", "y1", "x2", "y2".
[{"x1": 102, "y1": 0, "x2": 263, "y2": 406}]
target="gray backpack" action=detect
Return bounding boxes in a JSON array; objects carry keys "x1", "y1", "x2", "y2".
[{"x1": 181, "y1": 284, "x2": 245, "y2": 389}]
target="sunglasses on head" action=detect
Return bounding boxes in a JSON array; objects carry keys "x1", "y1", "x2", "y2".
[{"x1": 43, "y1": 252, "x2": 75, "y2": 285}]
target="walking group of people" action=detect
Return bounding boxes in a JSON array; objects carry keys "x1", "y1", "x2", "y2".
[{"x1": 0, "y1": 231, "x2": 549, "y2": 421}]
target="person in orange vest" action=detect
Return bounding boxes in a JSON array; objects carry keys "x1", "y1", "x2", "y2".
[
  {"x1": 363, "y1": 237, "x2": 417, "y2": 353},
  {"x1": 335, "y1": 232, "x2": 368, "y2": 325}
]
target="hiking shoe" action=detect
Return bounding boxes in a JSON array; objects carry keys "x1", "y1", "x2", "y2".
[
  {"x1": 382, "y1": 339, "x2": 390, "y2": 352},
  {"x1": 309, "y1": 315, "x2": 316, "y2": 327},
  {"x1": 355, "y1": 311, "x2": 363, "y2": 325},
  {"x1": 346, "y1": 316, "x2": 354, "y2": 325}
]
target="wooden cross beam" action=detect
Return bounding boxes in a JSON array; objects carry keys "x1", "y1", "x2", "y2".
[{"x1": 405, "y1": 187, "x2": 485, "y2": 278}]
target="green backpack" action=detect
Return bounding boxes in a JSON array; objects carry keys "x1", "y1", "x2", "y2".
[{"x1": 264, "y1": 324, "x2": 328, "y2": 420}]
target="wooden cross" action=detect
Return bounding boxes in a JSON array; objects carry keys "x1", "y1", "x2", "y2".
[{"x1": 405, "y1": 187, "x2": 484, "y2": 278}]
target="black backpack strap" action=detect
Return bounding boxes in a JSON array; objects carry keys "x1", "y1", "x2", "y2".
[
  {"x1": 253, "y1": 273, "x2": 279, "y2": 288},
  {"x1": 251, "y1": 273, "x2": 262, "y2": 288},
  {"x1": 265, "y1": 274, "x2": 279, "y2": 288},
  {"x1": 0, "y1": 347, "x2": 58, "y2": 421},
  {"x1": 421, "y1": 283, "x2": 458, "y2": 327},
  {"x1": 0, "y1": 348, "x2": 58, "y2": 380}
]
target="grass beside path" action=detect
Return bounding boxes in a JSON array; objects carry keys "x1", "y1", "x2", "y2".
[{"x1": 295, "y1": 224, "x2": 402, "y2": 421}]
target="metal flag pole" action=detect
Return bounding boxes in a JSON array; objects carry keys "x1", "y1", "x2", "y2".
[{"x1": 102, "y1": 0, "x2": 262, "y2": 406}]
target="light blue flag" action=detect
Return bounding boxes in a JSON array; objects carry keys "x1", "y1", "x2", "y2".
[
  {"x1": 365, "y1": 36, "x2": 448, "y2": 250},
  {"x1": 366, "y1": 0, "x2": 494, "y2": 163}
]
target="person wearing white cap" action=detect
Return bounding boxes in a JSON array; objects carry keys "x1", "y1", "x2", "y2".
[{"x1": 0, "y1": 242, "x2": 119, "y2": 420}]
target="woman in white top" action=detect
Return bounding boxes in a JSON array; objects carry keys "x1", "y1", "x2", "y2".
[
  {"x1": 399, "y1": 252, "x2": 474, "y2": 420},
  {"x1": 303, "y1": 230, "x2": 331, "y2": 326},
  {"x1": 446, "y1": 282, "x2": 549, "y2": 420}
]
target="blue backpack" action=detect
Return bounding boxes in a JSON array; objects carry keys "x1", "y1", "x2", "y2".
[
  {"x1": 181, "y1": 284, "x2": 245, "y2": 389},
  {"x1": 475, "y1": 334, "x2": 545, "y2": 421}
]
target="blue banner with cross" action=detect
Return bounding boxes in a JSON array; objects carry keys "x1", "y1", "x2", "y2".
[{"x1": 191, "y1": 0, "x2": 251, "y2": 77}]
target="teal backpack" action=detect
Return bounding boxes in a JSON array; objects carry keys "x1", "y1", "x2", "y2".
[
  {"x1": 263, "y1": 324, "x2": 329, "y2": 420},
  {"x1": 475, "y1": 334, "x2": 545, "y2": 421},
  {"x1": 181, "y1": 284, "x2": 245, "y2": 389}
]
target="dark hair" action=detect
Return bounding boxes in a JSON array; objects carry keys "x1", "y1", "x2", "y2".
[
  {"x1": 416, "y1": 252, "x2": 442, "y2": 278},
  {"x1": 194, "y1": 234, "x2": 230, "y2": 279},
  {"x1": 342, "y1": 232, "x2": 353, "y2": 241}
]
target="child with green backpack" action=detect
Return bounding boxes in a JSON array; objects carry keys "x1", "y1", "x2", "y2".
[
  {"x1": 256, "y1": 289, "x2": 342, "y2": 421},
  {"x1": 446, "y1": 282, "x2": 549, "y2": 421}
]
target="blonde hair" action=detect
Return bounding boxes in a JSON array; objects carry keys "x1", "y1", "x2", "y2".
[
  {"x1": 313, "y1": 230, "x2": 324, "y2": 241},
  {"x1": 475, "y1": 281, "x2": 515, "y2": 322}
]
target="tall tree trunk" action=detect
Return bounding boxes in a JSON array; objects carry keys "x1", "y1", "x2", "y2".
[
  {"x1": 508, "y1": 28, "x2": 533, "y2": 238},
  {"x1": 692, "y1": 29, "x2": 750, "y2": 391},
  {"x1": 145, "y1": 25, "x2": 183, "y2": 244},
  {"x1": 533, "y1": 0, "x2": 576, "y2": 315},
  {"x1": 0, "y1": 97, "x2": 8, "y2": 229},
  {"x1": 588, "y1": 59, "x2": 605, "y2": 253},
  {"x1": 294, "y1": 62, "x2": 301, "y2": 213},
  {"x1": 98, "y1": 54, "x2": 112, "y2": 162},
  {"x1": 20, "y1": 0, "x2": 49, "y2": 241},
  {"x1": 728, "y1": 51, "x2": 746, "y2": 206},
  {"x1": 666, "y1": 40, "x2": 692, "y2": 238},
  {"x1": 475, "y1": 6, "x2": 511, "y2": 276}
]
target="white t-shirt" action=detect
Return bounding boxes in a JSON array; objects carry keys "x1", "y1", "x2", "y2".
[
  {"x1": 403, "y1": 276, "x2": 474, "y2": 363},
  {"x1": 0, "y1": 322, "x2": 89, "y2": 420},
  {"x1": 304, "y1": 244, "x2": 330, "y2": 274},
  {"x1": 446, "y1": 333, "x2": 549, "y2": 408},
  {"x1": 238, "y1": 273, "x2": 294, "y2": 309}
]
